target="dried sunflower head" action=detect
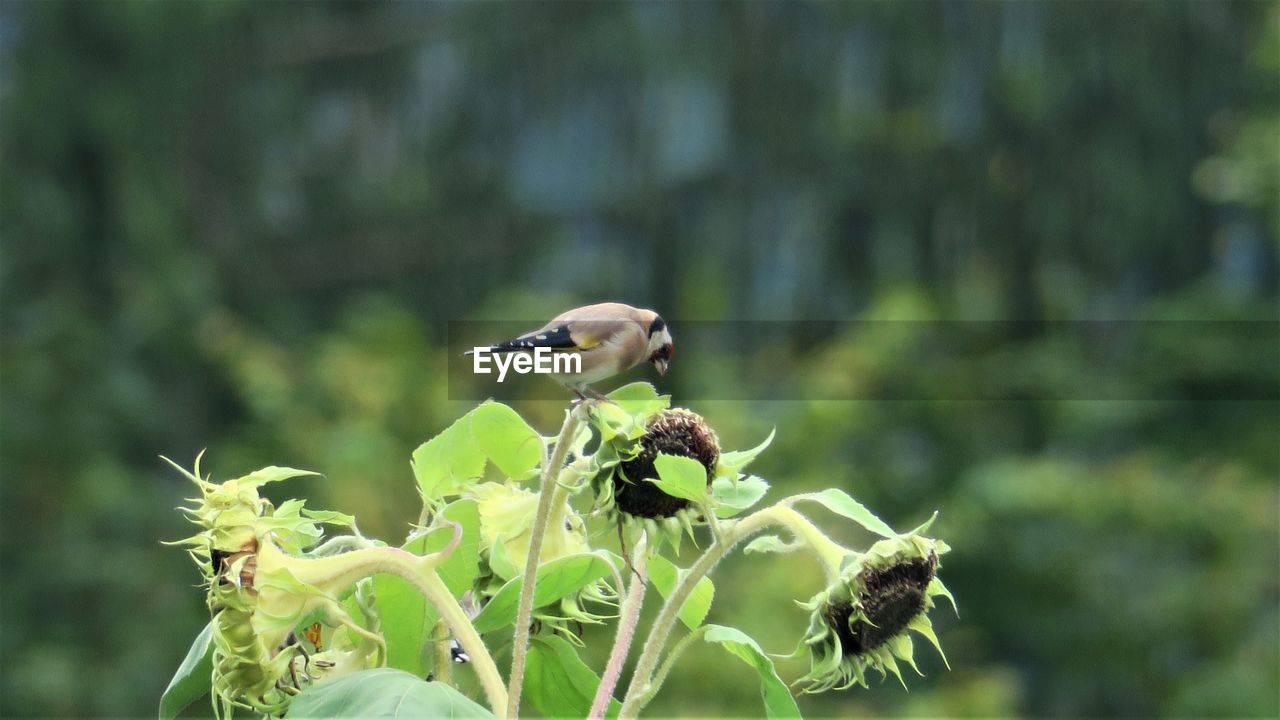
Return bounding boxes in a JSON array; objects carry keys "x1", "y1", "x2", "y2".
[
  {"x1": 592, "y1": 409, "x2": 720, "y2": 541},
  {"x1": 798, "y1": 531, "x2": 954, "y2": 692}
]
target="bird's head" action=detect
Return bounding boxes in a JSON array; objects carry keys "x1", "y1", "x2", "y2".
[{"x1": 644, "y1": 314, "x2": 674, "y2": 377}]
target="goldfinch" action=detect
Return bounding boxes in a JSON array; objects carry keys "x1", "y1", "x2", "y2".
[{"x1": 470, "y1": 302, "x2": 673, "y2": 398}]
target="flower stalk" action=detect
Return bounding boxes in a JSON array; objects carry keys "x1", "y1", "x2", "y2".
[
  {"x1": 260, "y1": 539, "x2": 509, "y2": 713},
  {"x1": 505, "y1": 404, "x2": 587, "y2": 719},
  {"x1": 432, "y1": 621, "x2": 453, "y2": 685},
  {"x1": 393, "y1": 561, "x2": 508, "y2": 712},
  {"x1": 589, "y1": 538, "x2": 649, "y2": 720},
  {"x1": 637, "y1": 624, "x2": 708, "y2": 708},
  {"x1": 619, "y1": 503, "x2": 853, "y2": 717}
]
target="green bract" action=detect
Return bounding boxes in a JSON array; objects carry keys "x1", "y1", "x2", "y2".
[{"x1": 798, "y1": 530, "x2": 954, "y2": 693}]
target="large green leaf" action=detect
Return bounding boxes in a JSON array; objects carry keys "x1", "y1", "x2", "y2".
[
  {"x1": 158, "y1": 621, "x2": 213, "y2": 720},
  {"x1": 471, "y1": 553, "x2": 615, "y2": 634},
  {"x1": 376, "y1": 500, "x2": 480, "y2": 677},
  {"x1": 524, "y1": 635, "x2": 620, "y2": 719},
  {"x1": 647, "y1": 554, "x2": 714, "y2": 630},
  {"x1": 470, "y1": 401, "x2": 542, "y2": 480},
  {"x1": 710, "y1": 475, "x2": 770, "y2": 518},
  {"x1": 793, "y1": 489, "x2": 897, "y2": 538},
  {"x1": 703, "y1": 625, "x2": 801, "y2": 719},
  {"x1": 412, "y1": 412, "x2": 487, "y2": 501},
  {"x1": 650, "y1": 453, "x2": 710, "y2": 503},
  {"x1": 289, "y1": 668, "x2": 493, "y2": 718},
  {"x1": 414, "y1": 403, "x2": 546, "y2": 500}
]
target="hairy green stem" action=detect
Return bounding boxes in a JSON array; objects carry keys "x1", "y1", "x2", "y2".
[
  {"x1": 398, "y1": 565, "x2": 508, "y2": 713},
  {"x1": 589, "y1": 539, "x2": 648, "y2": 720},
  {"x1": 505, "y1": 405, "x2": 585, "y2": 719},
  {"x1": 770, "y1": 506, "x2": 849, "y2": 582},
  {"x1": 432, "y1": 620, "x2": 453, "y2": 686},
  {"x1": 619, "y1": 503, "x2": 850, "y2": 716},
  {"x1": 639, "y1": 625, "x2": 708, "y2": 708}
]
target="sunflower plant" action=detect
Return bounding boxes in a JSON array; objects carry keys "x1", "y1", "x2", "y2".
[{"x1": 161, "y1": 382, "x2": 955, "y2": 719}]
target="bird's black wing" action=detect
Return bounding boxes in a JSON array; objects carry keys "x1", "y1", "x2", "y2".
[{"x1": 484, "y1": 323, "x2": 579, "y2": 353}]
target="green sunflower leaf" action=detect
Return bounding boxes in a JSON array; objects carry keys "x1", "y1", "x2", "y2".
[
  {"x1": 158, "y1": 621, "x2": 213, "y2": 720},
  {"x1": 711, "y1": 475, "x2": 770, "y2": 518},
  {"x1": 590, "y1": 401, "x2": 642, "y2": 442},
  {"x1": 702, "y1": 625, "x2": 802, "y2": 718},
  {"x1": 716, "y1": 428, "x2": 775, "y2": 476},
  {"x1": 289, "y1": 668, "x2": 493, "y2": 718},
  {"x1": 412, "y1": 412, "x2": 487, "y2": 501},
  {"x1": 650, "y1": 453, "x2": 711, "y2": 503},
  {"x1": 648, "y1": 554, "x2": 715, "y2": 630},
  {"x1": 607, "y1": 381, "x2": 669, "y2": 419},
  {"x1": 470, "y1": 401, "x2": 542, "y2": 480},
  {"x1": 743, "y1": 535, "x2": 797, "y2": 555},
  {"x1": 300, "y1": 508, "x2": 357, "y2": 527},
  {"x1": 793, "y1": 489, "x2": 897, "y2": 538},
  {"x1": 471, "y1": 552, "x2": 615, "y2": 634},
  {"x1": 524, "y1": 635, "x2": 620, "y2": 719}
]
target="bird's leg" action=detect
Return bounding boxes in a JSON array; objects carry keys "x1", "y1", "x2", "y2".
[
  {"x1": 581, "y1": 385, "x2": 615, "y2": 404},
  {"x1": 570, "y1": 385, "x2": 616, "y2": 408}
]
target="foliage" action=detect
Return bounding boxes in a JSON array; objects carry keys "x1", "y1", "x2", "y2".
[
  {"x1": 160, "y1": 384, "x2": 955, "y2": 718},
  {"x1": 289, "y1": 669, "x2": 494, "y2": 719}
]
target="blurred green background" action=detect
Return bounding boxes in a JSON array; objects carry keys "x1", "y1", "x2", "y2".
[{"x1": 2, "y1": 1, "x2": 1277, "y2": 717}]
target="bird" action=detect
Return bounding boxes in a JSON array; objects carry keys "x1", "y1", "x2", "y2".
[{"x1": 467, "y1": 302, "x2": 673, "y2": 400}]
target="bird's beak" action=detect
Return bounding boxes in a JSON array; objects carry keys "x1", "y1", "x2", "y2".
[{"x1": 654, "y1": 359, "x2": 668, "y2": 377}]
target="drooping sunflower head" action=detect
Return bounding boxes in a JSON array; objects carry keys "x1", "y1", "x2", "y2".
[
  {"x1": 799, "y1": 532, "x2": 954, "y2": 693},
  {"x1": 167, "y1": 457, "x2": 373, "y2": 717},
  {"x1": 593, "y1": 408, "x2": 720, "y2": 538}
]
